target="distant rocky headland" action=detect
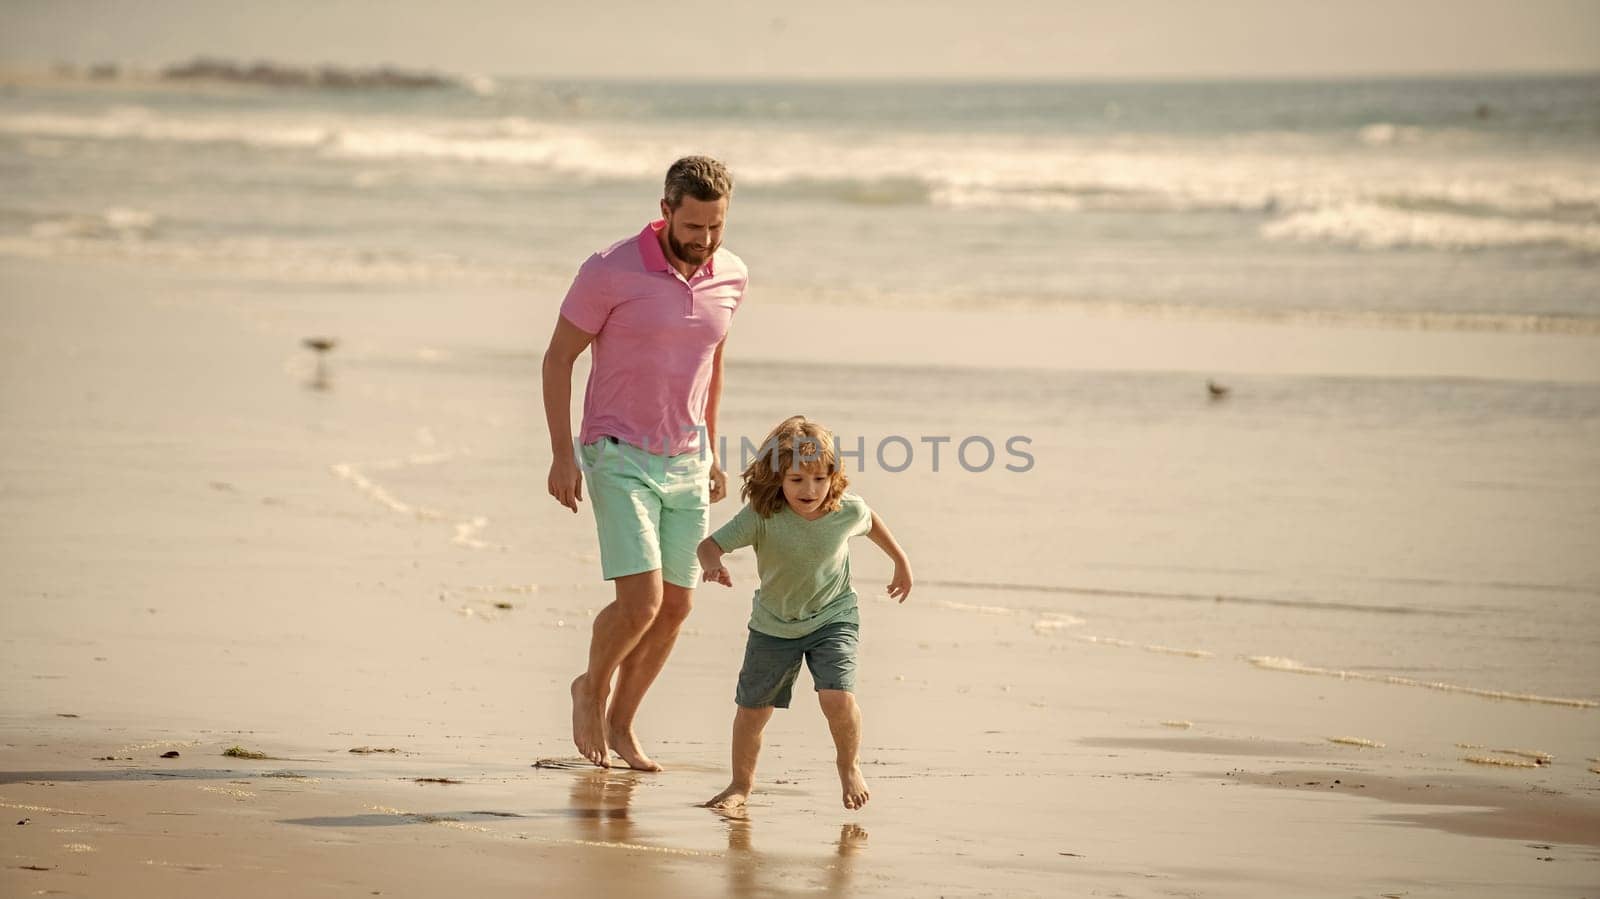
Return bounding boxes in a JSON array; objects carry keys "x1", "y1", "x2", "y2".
[
  {"x1": 11, "y1": 58, "x2": 461, "y2": 91},
  {"x1": 162, "y1": 58, "x2": 457, "y2": 89}
]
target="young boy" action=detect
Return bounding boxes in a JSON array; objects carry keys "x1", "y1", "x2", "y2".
[{"x1": 697, "y1": 415, "x2": 912, "y2": 811}]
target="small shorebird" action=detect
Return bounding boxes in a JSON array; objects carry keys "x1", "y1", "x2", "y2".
[
  {"x1": 303, "y1": 337, "x2": 338, "y2": 390},
  {"x1": 1207, "y1": 379, "x2": 1230, "y2": 400}
]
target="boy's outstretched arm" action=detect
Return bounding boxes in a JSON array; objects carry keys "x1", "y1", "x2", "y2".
[
  {"x1": 697, "y1": 536, "x2": 734, "y2": 588},
  {"x1": 865, "y1": 511, "x2": 913, "y2": 602}
]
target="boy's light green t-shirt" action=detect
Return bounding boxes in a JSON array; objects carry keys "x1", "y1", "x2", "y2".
[{"x1": 711, "y1": 493, "x2": 874, "y2": 639}]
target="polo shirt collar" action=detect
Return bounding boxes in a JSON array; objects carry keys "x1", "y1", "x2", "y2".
[{"x1": 639, "y1": 220, "x2": 715, "y2": 277}]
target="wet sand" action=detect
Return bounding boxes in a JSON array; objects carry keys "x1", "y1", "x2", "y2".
[{"x1": 3, "y1": 257, "x2": 1598, "y2": 896}]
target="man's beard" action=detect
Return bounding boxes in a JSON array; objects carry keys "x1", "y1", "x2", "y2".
[{"x1": 668, "y1": 230, "x2": 716, "y2": 267}]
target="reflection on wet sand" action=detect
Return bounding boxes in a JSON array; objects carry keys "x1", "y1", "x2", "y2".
[
  {"x1": 565, "y1": 769, "x2": 640, "y2": 845},
  {"x1": 829, "y1": 824, "x2": 868, "y2": 895},
  {"x1": 712, "y1": 807, "x2": 757, "y2": 897},
  {"x1": 718, "y1": 810, "x2": 868, "y2": 899},
  {"x1": 558, "y1": 769, "x2": 872, "y2": 895}
]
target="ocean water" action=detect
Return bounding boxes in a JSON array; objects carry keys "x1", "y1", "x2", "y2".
[{"x1": 2, "y1": 75, "x2": 1598, "y2": 329}]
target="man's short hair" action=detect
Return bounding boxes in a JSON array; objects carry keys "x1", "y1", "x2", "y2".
[{"x1": 664, "y1": 156, "x2": 733, "y2": 209}]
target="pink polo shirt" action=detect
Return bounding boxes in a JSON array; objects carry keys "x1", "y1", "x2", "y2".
[{"x1": 560, "y1": 221, "x2": 748, "y2": 457}]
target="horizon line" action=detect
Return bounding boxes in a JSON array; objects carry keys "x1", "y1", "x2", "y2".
[{"x1": 4, "y1": 58, "x2": 1598, "y2": 86}]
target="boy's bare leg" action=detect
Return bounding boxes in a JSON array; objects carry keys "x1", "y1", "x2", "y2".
[
  {"x1": 705, "y1": 705, "x2": 774, "y2": 809},
  {"x1": 818, "y1": 689, "x2": 869, "y2": 810},
  {"x1": 605, "y1": 582, "x2": 693, "y2": 772},
  {"x1": 571, "y1": 570, "x2": 664, "y2": 767}
]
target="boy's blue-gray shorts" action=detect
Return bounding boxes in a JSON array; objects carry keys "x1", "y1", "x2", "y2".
[{"x1": 735, "y1": 621, "x2": 859, "y2": 709}]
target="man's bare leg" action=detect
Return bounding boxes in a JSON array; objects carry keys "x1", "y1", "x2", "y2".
[
  {"x1": 571, "y1": 570, "x2": 663, "y2": 767},
  {"x1": 605, "y1": 581, "x2": 692, "y2": 771},
  {"x1": 819, "y1": 690, "x2": 869, "y2": 810},
  {"x1": 704, "y1": 705, "x2": 774, "y2": 809}
]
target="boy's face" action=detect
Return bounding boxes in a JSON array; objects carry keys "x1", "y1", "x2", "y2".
[{"x1": 781, "y1": 463, "x2": 832, "y2": 519}]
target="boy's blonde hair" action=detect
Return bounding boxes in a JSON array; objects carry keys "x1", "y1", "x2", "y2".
[{"x1": 740, "y1": 415, "x2": 849, "y2": 518}]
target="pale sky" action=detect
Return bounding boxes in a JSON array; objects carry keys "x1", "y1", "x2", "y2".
[{"x1": 3, "y1": 0, "x2": 1597, "y2": 80}]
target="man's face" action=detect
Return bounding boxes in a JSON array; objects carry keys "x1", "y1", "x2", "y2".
[{"x1": 659, "y1": 195, "x2": 727, "y2": 269}]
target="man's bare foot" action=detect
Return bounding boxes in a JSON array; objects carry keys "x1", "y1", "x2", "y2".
[
  {"x1": 839, "y1": 763, "x2": 870, "y2": 810},
  {"x1": 605, "y1": 718, "x2": 662, "y2": 772},
  {"x1": 703, "y1": 784, "x2": 751, "y2": 810},
  {"x1": 570, "y1": 675, "x2": 608, "y2": 767}
]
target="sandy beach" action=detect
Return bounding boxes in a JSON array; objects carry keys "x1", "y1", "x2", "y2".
[{"x1": 2, "y1": 255, "x2": 1597, "y2": 897}]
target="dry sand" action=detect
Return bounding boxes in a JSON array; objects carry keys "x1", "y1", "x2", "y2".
[{"x1": 3, "y1": 257, "x2": 1597, "y2": 897}]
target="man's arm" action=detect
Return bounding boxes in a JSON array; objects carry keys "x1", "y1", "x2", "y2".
[
  {"x1": 705, "y1": 337, "x2": 729, "y2": 502},
  {"x1": 542, "y1": 315, "x2": 596, "y2": 512}
]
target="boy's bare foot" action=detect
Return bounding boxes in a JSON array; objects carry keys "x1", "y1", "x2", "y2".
[
  {"x1": 605, "y1": 718, "x2": 662, "y2": 772},
  {"x1": 703, "y1": 784, "x2": 751, "y2": 810},
  {"x1": 839, "y1": 763, "x2": 870, "y2": 810},
  {"x1": 570, "y1": 675, "x2": 608, "y2": 767}
]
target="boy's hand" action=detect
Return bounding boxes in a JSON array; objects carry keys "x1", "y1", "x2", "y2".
[
  {"x1": 702, "y1": 565, "x2": 733, "y2": 588},
  {"x1": 887, "y1": 563, "x2": 913, "y2": 602}
]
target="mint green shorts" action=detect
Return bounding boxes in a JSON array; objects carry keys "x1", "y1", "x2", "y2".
[{"x1": 580, "y1": 437, "x2": 709, "y2": 589}]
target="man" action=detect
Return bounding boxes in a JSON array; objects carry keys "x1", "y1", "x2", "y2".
[{"x1": 543, "y1": 156, "x2": 747, "y2": 771}]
